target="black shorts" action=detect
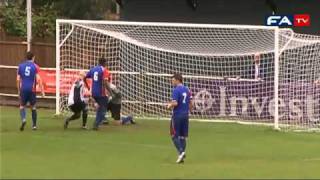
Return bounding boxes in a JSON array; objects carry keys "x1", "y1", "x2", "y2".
[
  {"x1": 107, "y1": 102, "x2": 121, "y2": 120},
  {"x1": 69, "y1": 102, "x2": 86, "y2": 113}
]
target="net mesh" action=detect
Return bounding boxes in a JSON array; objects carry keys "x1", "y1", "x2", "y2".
[{"x1": 57, "y1": 21, "x2": 320, "y2": 131}]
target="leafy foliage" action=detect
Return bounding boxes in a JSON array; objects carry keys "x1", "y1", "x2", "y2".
[
  {"x1": 0, "y1": 0, "x2": 117, "y2": 38},
  {"x1": 0, "y1": 3, "x2": 27, "y2": 37}
]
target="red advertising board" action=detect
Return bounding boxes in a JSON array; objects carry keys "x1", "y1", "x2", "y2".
[{"x1": 36, "y1": 69, "x2": 91, "y2": 95}]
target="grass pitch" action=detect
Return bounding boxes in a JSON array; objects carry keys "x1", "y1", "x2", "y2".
[{"x1": 1, "y1": 106, "x2": 320, "y2": 179}]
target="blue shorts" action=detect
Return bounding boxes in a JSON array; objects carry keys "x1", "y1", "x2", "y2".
[
  {"x1": 93, "y1": 96, "x2": 108, "y2": 109},
  {"x1": 20, "y1": 91, "x2": 36, "y2": 106},
  {"x1": 170, "y1": 115, "x2": 189, "y2": 138}
]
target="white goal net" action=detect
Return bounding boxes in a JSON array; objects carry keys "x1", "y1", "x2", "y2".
[{"x1": 56, "y1": 20, "x2": 320, "y2": 131}]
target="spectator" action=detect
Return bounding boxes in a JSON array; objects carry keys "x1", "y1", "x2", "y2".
[{"x1": 250, "y1": 53, "x2": 264, "y2": 80}]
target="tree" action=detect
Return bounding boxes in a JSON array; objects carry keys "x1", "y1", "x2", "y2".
[
  {"x1": 0, "y1": 1, "x2": 27, "y2": 37},
  {"x1": 55, "y1": 0, "x2": 117, "y2": 20},
  {"x1": 0, "y1": 0, "x2": 117, "y2": 38}
]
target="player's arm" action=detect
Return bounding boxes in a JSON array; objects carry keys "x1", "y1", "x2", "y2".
[
  {"x1": 80, "y1": 82, "x2": 88, "y2": 101},
  {"x1": 104, "y1": 68, "x2": 112, "y2": 82},
  {"x1": 67, "y1": 83, "x2": 76, "y2": 106},
  {"x1": 81, "y1": 81, "x2": 89, "y2": 96},
  {"x1": 103, "y1": 68, "x2": 112, "y2": 96},
  {"x1": 189, "y1": 92, "x2": 193, "y2": 111},
  {"x1": 83, "y1": 77, "x2": 90, "y2": 90},
  {"x1": 84, "y1": 70, "x2": 91, "y2": 90},
  {"x1": 103, "y1": 78, "x2": 109, "y2": 88},
  {"x1": 189, "y1": 101, "x2": 193, "y2": 111},
  {"x1": 167, "y1": 89, "x2": 179, "y2": 109},
  {"x1": 16, "y1": 66, "x2": 21, "y2": 95},
  {"x1": 16, "y1": 75, "x2": 21, "y2": 95},
  {"x1": 167, "y1": 100, "x2": 178, "y2": 109},
  {"x1": 36, "y1": 74, "x2": 45, "y2": 97},
  {"x1": 105, "y1": 81, "x2": 113, "y2": 95},
  {"x1": 34, "y1": 64, "x2": 45, "y2": 97},
  {"x1": 104, "y1": 81, "x2": 114, "y2": 102}
]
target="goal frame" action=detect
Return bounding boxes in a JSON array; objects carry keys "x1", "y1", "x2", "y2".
[{"x1": 55, "y1": 19, "x2": 280, "y2": 129}]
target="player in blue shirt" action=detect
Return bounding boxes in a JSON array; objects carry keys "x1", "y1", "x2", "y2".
[
  {"x1": 84, "y1": 58, "x2": 111, "y2": 130},
  {"x1": 16, "y1": 52, "x2": 45, "y2": 131},
  {"x1": 167, "y1": 73, "x2": 192, "y2": 163}
]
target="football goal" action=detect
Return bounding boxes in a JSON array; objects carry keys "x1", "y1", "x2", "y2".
[{"x1": 56, "y1": 20, "x2": 320, "y2": 131}]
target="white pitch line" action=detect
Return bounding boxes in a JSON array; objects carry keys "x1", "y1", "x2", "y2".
[
  {"x1": 303, "y1": 158, "x2": 320, "y2": 162},
  {"x1": 103, "y1": 141, "x2": 171, "y2": 150},
  {"x1": 31, "y1": 133, "x2": 171, "y2": 150}
]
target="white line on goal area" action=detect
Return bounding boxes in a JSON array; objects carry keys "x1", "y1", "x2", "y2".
[
  {"x1": 137, "y1": 116, "x2": 320, "y2": 132},
  {"x1": 136, "y1": 116, "x2": 275, "y2": 127}
]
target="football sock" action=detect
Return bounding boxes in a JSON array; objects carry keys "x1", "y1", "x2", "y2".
[
  {"x1": 121, "y1": 116, "x2": 131, "y2": 125},
  {"x1": 20, "y1": 108, "x2": 26, "y2": 122},
  {"x1": 95, "y1": 108, "x2": 101, "y2": 128},
  {"x1": 31, "y1": 109, "x2": 37, "y2": 127},
  {"x1": 82, "y1": 110, "x2": 88, "y2": 126},
  {"x1": 172, "y1": 137, "x2": 183, "y2": 154},
  {"x1": 180, "y1": 138, "x2": 186, "y2": 152}
]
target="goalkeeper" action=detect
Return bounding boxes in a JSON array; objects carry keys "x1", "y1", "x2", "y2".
[
  {"x1": 64, "y1": 71, "x2": 88, "y2": 129},
  {"x1": 104, "y1": 81, "x2": 135, "y2": 125}
]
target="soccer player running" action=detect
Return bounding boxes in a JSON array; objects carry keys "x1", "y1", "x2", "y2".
[
  {"x1": 16, "y1": 51, "x2": 45, "y2": 131},
  {"x1": 64, "y1": 71, "x2": 89, "y2": 129},
  {"x1": 105, "y1": 81, "x2": 135, "y2": 125},
  {"x1": 167, "y1": 73, "x2": 192, "y2": 163},
  {"x1": 84, "y1": 58, "x2": 111, "y2": 130}
]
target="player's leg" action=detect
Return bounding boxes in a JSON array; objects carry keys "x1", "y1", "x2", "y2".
[
  {"x1": 180, "y1": 137, "x2": 187, "y2": 155},
  {"x1": 30, "y1": 92, "x2": 37, "y2": 130},
  {"x1": 107, "y1": 103, "x2": 135, "y2": 125},
  {"x1": 178, "y1": 117, "x2": 189, "y2": 161},
  {"x1": 171, "y1": 116, "x2": 187, "y2": 163},
  {"x1": 93, "y1": 97, "x2": 102, "y2": 129},
  {"x1": 19, "y1": 92, "x2": 27, "y2": 131},
  {"x1": 81, "y1": 102, "x2": 88, "y2": 129},
  {"x1": 93, "y1": 97, "x2": 108, "y2": 130},
  {"x1": 178, "y1": 136, "x2": 187, "y2": 161},
  {"x1": 109, "y1": 103, "x2": 122, "y2": 125},
  {"x1": 121, "y1": 115, "x2": 135, "y2": 125},
  {"x1": 117, "y1": 103, "x2": 135, "y2": 125},
  {"x1": 170, "y1": 117, "x2": 184, "y2": 160},
  {"x1": 102, "y1": 101, "x2": 111, "y2": 125},
  {"x1": 64, "y1": 104, "x2": 81, "y2": 129},
  {"x1": 180, "y1": 117, "x2": 189, "y2": 152},
  {"x1": 99, "y1": 97, "x2": 108, "y2": 126}
]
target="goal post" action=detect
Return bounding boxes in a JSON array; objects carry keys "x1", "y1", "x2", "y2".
[
  {"x1": 55, "y1": 20, "x2": 60, "y2": 115},
  {"x1": 274, "y1": 28, "x2": 280, "y2": 130},
  {"x1": 56, "y1": 19, "x2": 320, "y2": 131}
]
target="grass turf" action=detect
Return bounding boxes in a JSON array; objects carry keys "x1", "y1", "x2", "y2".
[{"x1": 1, "y1": 106, "x2": 320, "y2": 179}]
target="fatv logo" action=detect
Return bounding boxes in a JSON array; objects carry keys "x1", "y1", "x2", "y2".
[
  {"x1": 266, "y1": 14, "x2": 310, "y2": 27},
  {"x1": 294, "y1": 14, "x2": 310, "y2": 26}
]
